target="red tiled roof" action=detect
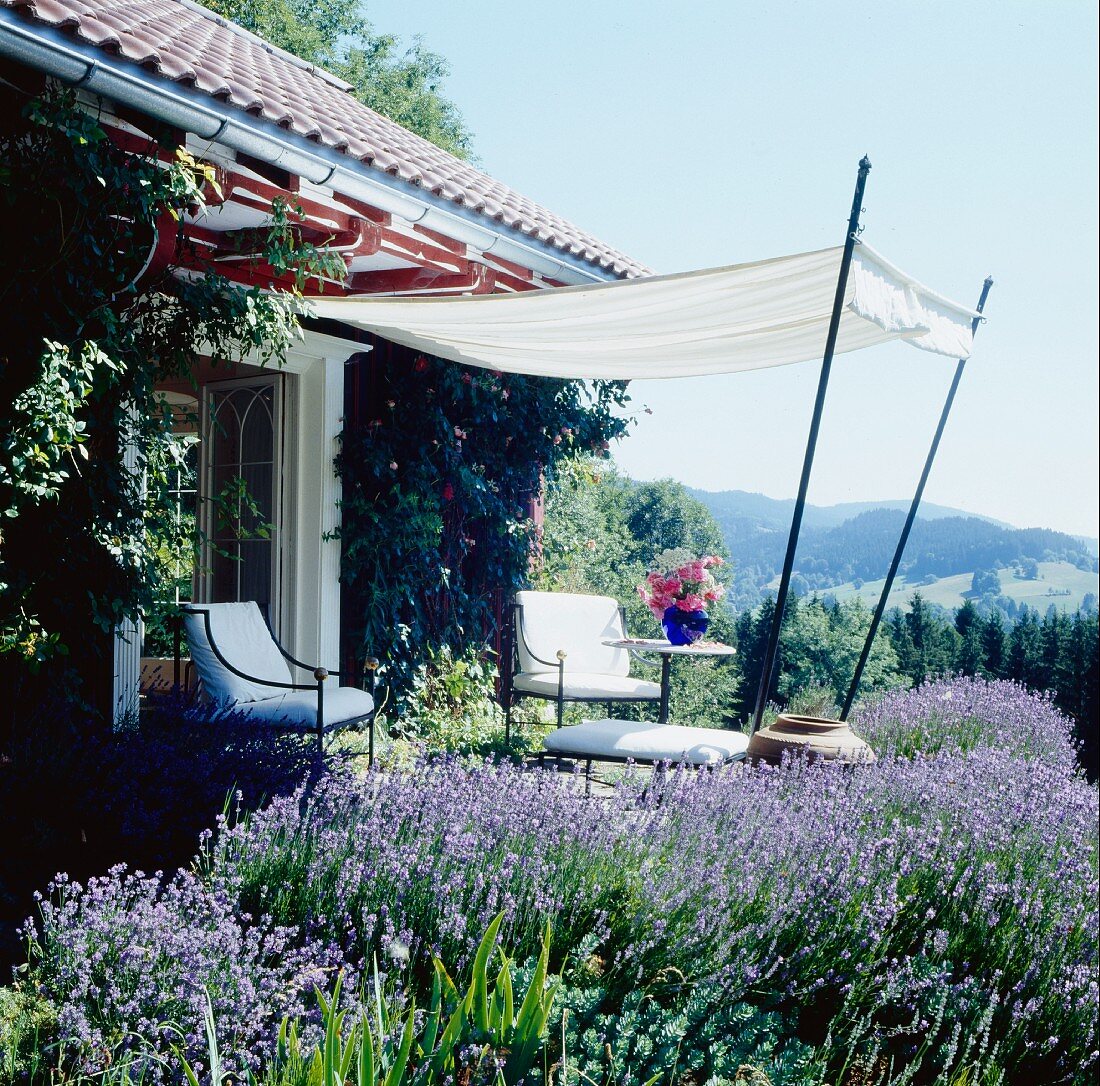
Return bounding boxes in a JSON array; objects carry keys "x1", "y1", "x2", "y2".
[{"x1": 0, "y1": 0, "x2": 651, "y2": 278}]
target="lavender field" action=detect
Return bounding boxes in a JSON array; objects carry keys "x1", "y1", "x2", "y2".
[{"x1": 3, "y1": 678, "x2": 1097, "y2": 1085}]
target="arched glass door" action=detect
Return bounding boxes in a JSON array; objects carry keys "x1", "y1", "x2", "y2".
[{"x1": 200, "y1": 376, "x2": 283, "y2": 617}]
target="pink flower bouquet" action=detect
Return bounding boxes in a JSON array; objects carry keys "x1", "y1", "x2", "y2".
[{"x1": 637, "y1": 552, "x2": 725, "y2": 620}]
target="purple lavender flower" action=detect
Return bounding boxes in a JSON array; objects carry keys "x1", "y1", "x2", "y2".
[
  {"x1": 851, "y1": 675, "x2": 1080, "y2": 771},
  {"x1": 23, "y1": 681, "x2": 1098, "y2": 1082}
]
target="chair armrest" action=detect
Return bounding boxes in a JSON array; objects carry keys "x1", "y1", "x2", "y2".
[
  {"x1": 619, "y1": 606, "x2": 661, "y2": 670},
  {"x1": 514, "y1": 603, "x2": 567, "y2": 670},
  {"x1": 182, "y1": 606, "x2": 324, "y2": 694},
  {"x1": 261, "y1": 610, "x2": 346, "y2": 679}
]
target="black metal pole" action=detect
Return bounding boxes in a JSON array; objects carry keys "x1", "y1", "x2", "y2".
[
  {"x1": 839, "y1": 276, "x2": 994, "y2": 720},
  {"x1": 750, "y1": 156, "x2": 872, "y2": 734}
]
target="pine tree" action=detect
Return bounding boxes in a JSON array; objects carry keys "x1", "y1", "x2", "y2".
[
  {"x1": 1060, "y1": 612, "x2": 1099, "y2": 780},
  {"x1": 981, "y1": 610, "x2": 1007, "y2": 677},
  {"x1": 731, "y1": 596, "x2": 775, "y2": 723},
  {"x1": 904, "y1": 593, "x2": 956, "y2": 684},
  {"x1": 955, "y1": 599, "x2": 980, "y2": 638},
  {"x1": 1008, "y1": 607, "x2": 1044, "y2": 688},
  {"x1": 955, "y1": 600, "x2": 985, "y2": 676},
  {"x1": 887, "y1": 607, "x2": 916, "y2": 681},
  {"x1": 1040, "y1": 607, "x2": 1072, "y2": 692}
]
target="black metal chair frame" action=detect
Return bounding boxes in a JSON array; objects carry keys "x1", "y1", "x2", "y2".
[
  {"x1": 174, "y1": 604, "x2": 379, "y2": 759},
  {"x1": 536, "y1": 747, "x2": 747, "y2": 795},
  {"x1": 503, "y1": 597, "x2": 661, "y2": 742}
]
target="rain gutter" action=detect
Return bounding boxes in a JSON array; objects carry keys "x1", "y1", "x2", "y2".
[{"x1": 0, "y1": 8, "x2": 615, "y2": 285}]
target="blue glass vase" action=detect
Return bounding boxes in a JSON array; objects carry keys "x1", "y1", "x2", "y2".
[{"x1": 662, "y1": 605, "x2": 709, "y2": 646}]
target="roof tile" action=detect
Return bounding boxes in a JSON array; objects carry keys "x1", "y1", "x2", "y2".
[
  {"x1": 1, "y1": 0, "x2": 649, "y2": 277},
  {"x1": 4, "y1": 0, "x2": 646, "y2": 280}
]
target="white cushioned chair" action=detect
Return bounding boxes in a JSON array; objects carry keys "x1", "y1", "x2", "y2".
[
  {"x1": 178, "y1": 602, "x2": 378, "y2": 755},
  {"x1": 505, "y1": 590, "x2": 661, "y2": 738}
]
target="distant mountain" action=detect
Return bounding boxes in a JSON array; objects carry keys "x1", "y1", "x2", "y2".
[
  {"x1": 689, "y1": 489, "x2": 1099, "y2": 611},
  {"x1": 687, "y1": 488, "x2": 1013, "y2": 531}
]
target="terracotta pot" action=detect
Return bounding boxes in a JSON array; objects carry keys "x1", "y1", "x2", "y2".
[{"x1": 747, "y1": 713, "x2": 875, "y2": 766}]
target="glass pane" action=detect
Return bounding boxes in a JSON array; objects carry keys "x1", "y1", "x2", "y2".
[
  {"x1": 212, "y1": 544, "x2": 240, "y2": 602},
  {"x1": 240, "y1": 386, "x2": 275, "y2": 465},
  {"x1": 203, "y1": 380, "x2": 278, "y2": 608},
  {"x1": 209, "y1": 395, "x2": 242, "y2": 468},
  {"x1": 239, "y1": 463, "x2": 273, "y2": 536},
  {"x1": 238, "y1": 540, "x2": 272, "y2": 610}
]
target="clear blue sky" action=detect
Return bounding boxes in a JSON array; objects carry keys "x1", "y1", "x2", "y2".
[{"x1": 367, "y1": 0, "x2": 1098, "y2": 537}]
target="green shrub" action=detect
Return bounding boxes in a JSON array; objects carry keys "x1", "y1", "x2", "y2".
[
  {"x1": 0, "y1": 985, "x2": 58, "y2": 1081},
  {"x1": 403, "y1": 644, "x2": 504, "y2": 754}
]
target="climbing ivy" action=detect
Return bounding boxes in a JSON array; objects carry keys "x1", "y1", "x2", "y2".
[
  {"x1": 335, "y1": 353, "x2": 631, "y2": 705},
  {"x1": 0, "y1": 82, "x2": 632, "y2": 722},
  {"x1": 0, "y1": 85, "x2": 317, "y2": 719}
]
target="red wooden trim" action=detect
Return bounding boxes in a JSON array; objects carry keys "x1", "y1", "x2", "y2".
[
  {"x1": 111, "y1": 105, "x2": 184, "y2": 151},
  {"x1": 104, "y1": 126, "x2": 168, "y2": 157},
  {"x1": 412, "y1": 222, "x2": 467, "y2": 255},
  {"x1": 479, "y1": 250, "x2": 534, "y2": 282},
  {"x1": 202, "y1": 217, "x2": 380, "y2": 260},
  {"x1": 236, "y1": 151, "x2": 300, "y2": 193},
  {"x1": 137, "y1": 209, "x2": 185, "y2": 285},
  {"x1": 346, "y1": 263, "x2": 495, "y2": 295},
  {"x1": 94, "y1": 125, "x2": 551, "y2": 295},
  {"x1": 212, "y1": 174, "x2": 341, "y2": 225},
  {"x1": 330, "y1": 192, "x2": 393, "y2": 225},
  {"x1": 209, "y1": 259, "x2": 349, "y2": 294},
  {"x1": 487, "y1": 269, "x2": 540, "y2": 293}
]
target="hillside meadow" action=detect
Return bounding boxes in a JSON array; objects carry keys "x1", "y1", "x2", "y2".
[{"x1": 821, "y1": 560, "x2": 1098, "y2": 614}]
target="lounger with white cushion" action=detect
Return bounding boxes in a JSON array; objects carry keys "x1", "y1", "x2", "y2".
[
  {"x1": 179, "y1": 602, "x2": 377, "y2": 754},
  {"x1": 544, "y1": 718, "x2": 749, "y2": 767},
  {"x1": 506, "y1": 591, "x2": 662, "y2": 737}
]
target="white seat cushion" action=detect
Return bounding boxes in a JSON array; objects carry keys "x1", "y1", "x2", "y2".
[
  {"x1": 227, "y1": 686, "x2": 375, "y2": 729},
  {"x1": 544, "y1": 718, "x2": 749, "y2": 765},
  {"x1": 513, "y1": 672, "x2": 661, "y2": 700},
  {"x1": 183, "y1": 602, "x2": 293, "y2": 704}
]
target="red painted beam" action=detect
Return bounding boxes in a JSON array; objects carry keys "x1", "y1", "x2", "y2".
[
  {"x1": 331, "y1": 192, "x2": 393, "y2": 225},
  {"x1": 96, "y1": 126, "x2": 543, "y2": 296},
  {"x1": 202, "y1": 257, "x2": 347, "y2": 295},
  {"x1": 235, "y1": 151, "x2": 300, "y2": 194},
  {"x1": 490, "y1": 269, "x2": 542, "y2": 293},
  {"x1": 377, "y1": 227, "x2": 468, "y2": 272},
  {"x1": 413, "y1": 222, "x2": 467, "y2": 256},
  {"x1": 479, "y1": 250, "x2": 534, "y2": 283},
  {"x1": 205, "y1": 217, "x2": 380, "y2": 261},
  {"x1": 346, "y1": 263, "x2": 496, "y2": 295}
]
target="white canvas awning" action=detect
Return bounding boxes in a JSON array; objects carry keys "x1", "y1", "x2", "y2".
[{"x1": 309, "y1": 241, "x2": 980, "y2": 380}]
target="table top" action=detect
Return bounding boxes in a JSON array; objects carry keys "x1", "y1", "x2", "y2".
[{"x1": 603, "y1": 637, "x2": 737, "y2": 657}]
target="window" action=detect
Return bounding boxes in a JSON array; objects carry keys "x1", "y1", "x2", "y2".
[{"x1": 200, "y1": 376, "x2": 283, "y2": 616}]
